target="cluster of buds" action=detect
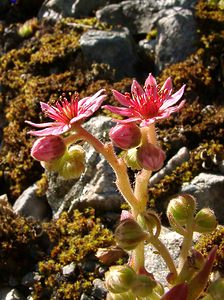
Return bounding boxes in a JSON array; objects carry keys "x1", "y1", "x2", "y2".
[
  {"x1": 167, "y1": 194, "x2": 217, "y2": 234},
  {"x1": 31, "y1": 135, "x2": 85, "y2": 180},
  {"x1": 109, "y1": 123, "x2": 165, "y2": 172}
]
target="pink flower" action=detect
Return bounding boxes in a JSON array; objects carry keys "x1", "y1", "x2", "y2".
[
  {"x1": 103, "y1": 74, "x2": 185, "y2": 127},
  {"x1": 26, "y1": 89, "x2": 106, "y2": 136}
]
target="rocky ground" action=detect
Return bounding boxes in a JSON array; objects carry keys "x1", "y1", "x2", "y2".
[{"x1": 0, "y1": 0, "x2": 224, "y2": 299}]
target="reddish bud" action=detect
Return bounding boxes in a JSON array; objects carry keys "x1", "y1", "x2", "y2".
[
  {"x1": 109, "y1": 123, "x2": 141, "y2": 150},
  {"x1": 31, "y1": 135, "x2": 66, "y2": 162},
  {"x1": 137, "y1": 143, "x2": 166, "y2": 171}
]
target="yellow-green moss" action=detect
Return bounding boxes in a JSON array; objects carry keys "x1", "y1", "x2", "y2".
[
  {"x1": 195, "y1": 226, "x2": 224, "y2": 271},
  {"x1": 32, "y1": 208, "x2": 114, "y2": 300}
]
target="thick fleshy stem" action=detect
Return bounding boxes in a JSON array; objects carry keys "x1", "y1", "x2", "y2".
[
  {"x1": 132, "y1": 124, "x2": 156, "y2": 271},
  {"x1": 73, "y1": 124, "x2": 139, "y2": 211}
]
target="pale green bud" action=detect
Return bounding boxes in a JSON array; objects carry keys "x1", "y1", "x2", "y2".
[
  {"x1": 124, "y1": 148, "x2": 142, "y2": 170},
  {"x1": 137, "y1": 210, "x2": 161, "y2": 237},
  {"x1": 115, "y1": 218, "x2": 148, "y2": 251},
  {"x1": 167, "y1": 194, "x2": 196, "y2": 227},
  {"x1": 131, "y1": 274, "x2": 156, "y2": 297},
  {"x1": 194, "y1": 208, "x2": 217, "y2": 233},
  {"x1": 105, "y1": 265, "x2": 136, "y2": 294},
  {"x1": 58, "y1": 145, "x2": 86, "y2": 179}
]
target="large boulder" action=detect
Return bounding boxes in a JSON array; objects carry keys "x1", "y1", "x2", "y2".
[
  {"x1": 155, "y1": 8, "x2": 197, "y2": 71},
  {"x1": 79, "y1": 28, "x2": 139, "y2": 78},
  {"x1": 46, "y1": 116, "x2": 123, "y2": 218}
]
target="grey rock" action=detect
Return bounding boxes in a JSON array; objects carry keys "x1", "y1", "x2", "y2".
[
  {"x1": 155, "y1": 8, "x2": 198, "y2": 71},
  {"x1": 0, "y1": 288, "x2": 25, "y2": 300},
  {"x1": 46, "y1": 116, "x2": 123, "y2": 218},
  {"x1": 71, "y1": 0, "x2": 108, "y2": 18},
  {"x1": 91, "y1": 279, "x2": 107, "y2": 299},
  {"x1": 149, "y1": 147, "x2": 190, "y2": 187},
  {"x1": 96, "y1": 0, "x2": 196, "y2": 35},
  {"x1": 180, "y1": 173, "x2": 224, "y2": 223},
  {"x1": 38, "y1": 0, "x2": 75, "y2": 20},
  {"x1": 13, "y1": 184, "x2": 51, "y2": 221},
  {"x1": 80, "y1": 28, "x2": 138, "y2": 78}
]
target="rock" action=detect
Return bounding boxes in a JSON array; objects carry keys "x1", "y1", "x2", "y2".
[
  {"x1": 38, "y1": 0, "x2": 75, "y2": 20},
  {"x1": 13, "y1": 184, "x2": 52, "y2": 221},
  {"x1": 91, "y1": 279, "x2": 107, "y2": 299},
  {"x1": 46, "y1": 116, "x2": 123, "y2": 218},
  {"x1": 149, "y1": 147, "x2": 190, "y2": 187},
  {"x1": 96, "y1": 0, "x2": 196, "y2": 35},
  {"x1": 180, "y1": 173, "x2": 224, "y2": 223},
  {"x1": 71, "y1": 0, "x2": 108, "y2": 18},
  {"x1": 155, "y1": 8, "x2": 197, "y2": 71},
  {"x1": 0, "y1": 288, "x2": 25, "y2": 300},
  {"x1": 79, "y1": 28, "x2": 138, "y2": 79}
]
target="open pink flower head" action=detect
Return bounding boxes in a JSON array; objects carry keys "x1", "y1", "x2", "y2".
[
  {"x1": 26, "y1": 89, "x2": 106, "y2": 136},
  {"x1": 103, "y1": 74, "x2": 185, "y2": 127}
]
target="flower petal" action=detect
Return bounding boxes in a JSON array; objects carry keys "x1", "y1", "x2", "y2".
[
  {"x1": 25, "y1": 120, "x2": 59, "y2": 128},
  {"x1": 131, "y1": 80, "x2": 144, "y2": 98},
  {"x1": 28, "y1": 124, "x2": 70, "y2": 136},
  {"x1": 161, "y1": 77, "x2": 173, "y2": 94},
  {"x1": 103, "y1": 105, "x2": 133, "y2": 117},
  {"x1": 112, "y1": 89, "x2": 130, "y2": 106},
  {"x1": 160, "y1": 85, "x2": 185, "y2": 111},
  {"x1": 145, "y1": 73, "x2": 157, "y2": 87},
  {"x1": 112, "y1": 117, "x2": 141, "y2": 124}
]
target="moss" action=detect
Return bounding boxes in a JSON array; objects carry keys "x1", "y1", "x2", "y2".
[
  {"x1": 0, "y1": 199, "x2": 114, "y2": 299},
  {"x1": 195, "y1": 226, "x2": 224, "y2": 271},
  {"x1": 0, "y1": 197, "x2": 44, "y2": 282},
  {"x1": 32, "y1": 208, "x2": 114, "y2": 300}
]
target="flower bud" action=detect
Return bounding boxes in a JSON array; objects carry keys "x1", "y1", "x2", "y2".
[
  {"x1": 131, "y1": 274, "x2": 156, "y2": 297},
  {"x1": 167, "y1": 194, "x2": 196, "y2": 227},
  {"x1": 31, "y1": 135, "x2": 66, "y2": 162},
  {"x1": 124, "y1": 148, "x2": 142, "y2": 170},
  {"x1": 105, "y1": 265, "x2": 136, "y2": 294},
  {"x1": 137, "y1": 143, "x2": 165, "y2": 171},
  {"x1": 137, "y1": 210, "x2": 161, "y2": 237},
  {"x1": 115, "y1": 218, "x2": 148, "y2": 251},
  {"x1": 194, "y1": 208, "x2": 217, "y2": 233},
  {"x1": 107, "y1": 290, "x2": 136, "y2": 300},
  {"x1": 109, "y1": 123, "x2": 141, "y2": 150},
  {"x1": 58, "y1": 145, "x2": 85, "y2": 179}
]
